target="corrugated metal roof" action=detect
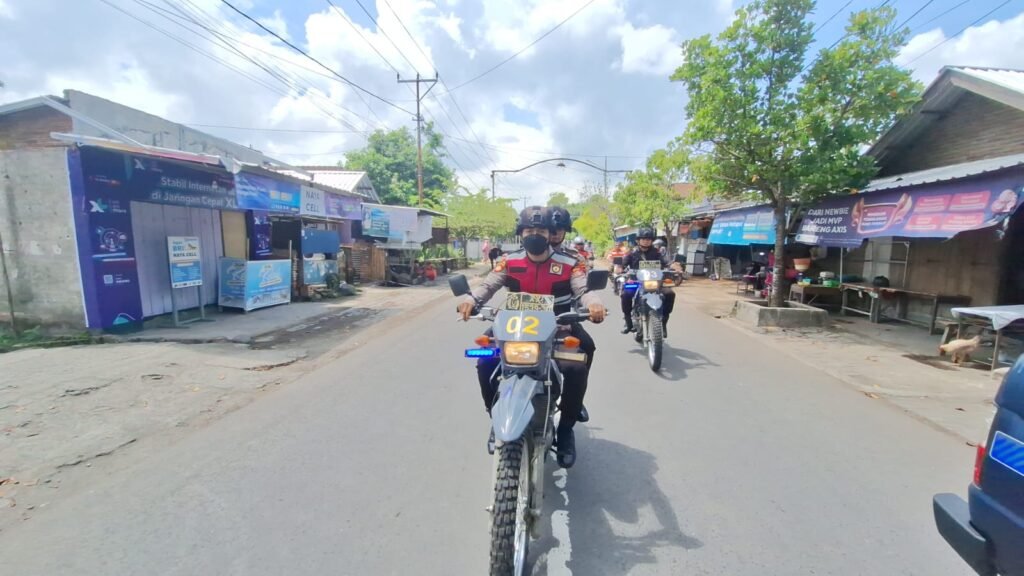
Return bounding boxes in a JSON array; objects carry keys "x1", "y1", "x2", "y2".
[
  {"x1": 861, "y1": 152, "x2": 1024, "y2": 193},
  {"x1": 300, "y1": 168, "x2": 378, "y2": 201},
  {"x1": 952, "y1": 66, "x2": 1024, "y2": 96}
]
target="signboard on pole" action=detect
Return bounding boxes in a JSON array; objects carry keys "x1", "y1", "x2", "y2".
[{"x1": 167, "y1": 236, "x2": 203, "y2": 288}]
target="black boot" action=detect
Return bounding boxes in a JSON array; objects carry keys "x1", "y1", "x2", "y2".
[
  {"x1": 621, "y1": 319, "x2": 634, "y2": 334},
  {"x1": 556, "y1": 427, "x2": 576, "y2": 468},
  {"x1": 578, "y1": 404, "x2": 590, "y2": 423}
]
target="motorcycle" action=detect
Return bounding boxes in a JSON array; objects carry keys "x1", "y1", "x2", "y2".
[
  {"x1": 450, "y1": 270, "x2": 608, "y2": 576},
  {"x1": 611, "y1": 257, "x2": 625, "y2": 295},
  {"x1": 621, "y1": 261, "x2": 678, "y2": 372}
]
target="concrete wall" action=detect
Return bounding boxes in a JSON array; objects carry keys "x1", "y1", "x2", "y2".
[
  {"x1": 65, "y1": 91, "x2": 271, "y2": 165},
  {"x1": 0, "y1": 106, "x2": 73, "y2": 150},
  {"x1": 881, "y1": 92, "x2": 1024, "y2": 176},
  {"x1": 0, "y1": 148, "x2": 86, "y2": 329}
]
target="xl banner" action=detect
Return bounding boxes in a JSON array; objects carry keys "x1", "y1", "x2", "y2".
[
  {"x1": 796, "y1": 174, "x2": 1024, "y2": 247},
  {"x1": 707, "y1": 206, "x2": 777, "y2": 246},
  {"x1": 235, "y1": 173, "x2": 301, "y2": 214}
]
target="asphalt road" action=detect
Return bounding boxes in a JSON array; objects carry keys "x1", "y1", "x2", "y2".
[{"x1": 0, "y1": 286, "x2": 977, "y2": 575}]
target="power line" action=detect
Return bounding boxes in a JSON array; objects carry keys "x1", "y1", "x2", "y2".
[
  {"x1": 814, "y1": 0, "x2": 853, "y2": 33},
  {"x1": 905, "y1": 0, "x2": 1015, "y2": 65},
  {"x1": 895, "y1": 0, "x2": 936, "y2": 29},
  {"x1": 442, "y1": 0, "x2": 600, "y2": 94},
  {"x1": 218, "y1": 0, "x2": 415, "y2": 115},
  {"x1": 347, "y1": 0, "x2": 423, "y2": 74},
  {"x1": 909, "y1": 0, "x2": 971, "y2": 32},
  {"x1": 187, "y1": 123, "x2": 369, "y2": 133},
  {"x1": 323, "y1": 0, "x2": 401, "y2": 76}
]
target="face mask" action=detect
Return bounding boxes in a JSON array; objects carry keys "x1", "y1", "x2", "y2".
[{"x1": 523, "y1": 234, "x2": 549, "y2": 256}]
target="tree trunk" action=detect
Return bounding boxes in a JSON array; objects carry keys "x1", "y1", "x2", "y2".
[{"x1": 770, "y1": 200, "x2": 787, "y2": 307}]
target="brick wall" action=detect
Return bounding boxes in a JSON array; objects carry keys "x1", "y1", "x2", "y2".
[
  {"x1": 880, "y1": 92, "x2": 1024, "y2": 176},
  {"x1": 0, "y1": 106, "x2": 73, "y2": 150}
]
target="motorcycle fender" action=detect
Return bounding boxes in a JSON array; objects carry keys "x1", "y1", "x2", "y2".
[
  {"x1": 492, "y1": 375, "x2": 543, "y2": 443},
  {"x1": 643, "y1": 293, "x2": 663, "y2": 311}
]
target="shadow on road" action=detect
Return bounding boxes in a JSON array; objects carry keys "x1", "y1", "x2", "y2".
[
  {"x1": 528, "y1": 428, "x2": 703, "y2": 575},
  {"x1": 625, "y1": 344, "x2": 718, "y2": 381}
]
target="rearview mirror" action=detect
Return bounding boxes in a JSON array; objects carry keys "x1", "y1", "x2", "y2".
[
  {"x1": 448, "y1": 274, "x2": 470, "y2": 296},
  {"x1": 586, "y1": 269, "x2": 609, "y2": 291},
  {"x1": 612, "y1": 256, "x2": 623, "y2": 266}
]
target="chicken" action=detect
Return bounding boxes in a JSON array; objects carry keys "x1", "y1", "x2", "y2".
[{"x1": 939, "y1": 335, "x2": 981, "y2": 366}]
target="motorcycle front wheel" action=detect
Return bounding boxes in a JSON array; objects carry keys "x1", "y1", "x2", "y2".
[
  {"x1": 646, "y1": 312, "x2": 663, "y2": 372},
  {"x1": 489, "y1": 438, "x2": 532, "y2": 576}
]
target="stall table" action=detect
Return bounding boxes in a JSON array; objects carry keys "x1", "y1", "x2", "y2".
[
  {"x1": 789, "y1": 284, "x2": 841, "y2": 309},
  {"x1": 952, "y1": 305, "x2": 1024, "y2": 371},
  {"x1": 840, "y1": 283, "x2": 971, "y2": 334}
]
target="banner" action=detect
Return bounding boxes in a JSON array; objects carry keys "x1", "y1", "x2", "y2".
[
  {"x1": 167, "y1": 236, "x2": 202, "y2": 288},
  {"x1": 796, "y1": 174, "x2": 1024, "y2": 247},
  {"x1": 301, "y1": 185, "x2": 327, "y2": 218},
  {"x1": 324, "y1": 193, "x2": 362, "y2": 220},
  {"x1": 126, "y1": 153, "x2": 237, "y2": 210},
  {"x1": 247, "y1": 210, "x2": 273, "y2": 259},
  {"x1": 235, "y1": 173, "x2": 301, "y2": 214},
  {"x1": 707, "y1": 206, "x2": 776, "y2": 246},
  {"x1": 362, "y1": 206, "x2": 390, "y2": 237}
]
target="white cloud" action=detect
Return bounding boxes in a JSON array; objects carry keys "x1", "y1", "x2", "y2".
[
  {"x1": 257, "y1": 9, "x2": 289, "y2": 41},
  {"x1": 616, "y1": 22, "x2": 683, "y2": 76},
  {"x1": 479, "y1": 0, "x2": 627, "y2": 55},
  {"x1": 0, "y1": 0, "x2": 14, "y2": 19},
  {"x1": 897, "y1": 12, "x2": 1024, "y2": 84}
]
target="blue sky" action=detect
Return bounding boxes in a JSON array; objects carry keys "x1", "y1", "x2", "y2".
[{"x1": 2, "y1": 0, "x2": 1024, "y2": 206}]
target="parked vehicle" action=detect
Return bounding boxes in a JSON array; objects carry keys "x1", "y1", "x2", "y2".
[
  {"x1": 450, "y1": 270, "x2": 608, "y2": 576},
  {"x1": 933, "y1": 357, "x2": 1024, "y2": 576}
]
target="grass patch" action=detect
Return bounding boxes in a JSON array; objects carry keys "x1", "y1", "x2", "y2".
[{"x1": 0, "y1": 327, "x2": 95, "y2": 353}]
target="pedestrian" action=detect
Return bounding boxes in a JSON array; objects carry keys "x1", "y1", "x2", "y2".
[{"x1": 488, "y1": 245, "x2": 502, "y2": 270}]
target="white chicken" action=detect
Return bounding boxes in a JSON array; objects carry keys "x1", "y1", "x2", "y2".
[{"x1": 938, "y1": 335, "x2": 981, "y2": 366}]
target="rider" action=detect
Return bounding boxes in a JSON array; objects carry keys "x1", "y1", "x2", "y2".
[
  {"x1": 548, "y1": 206, "x2": 595, "y2": 424},
  {"x1": 653, "y1": 238, "x2": 666, "y2": 258},
  {"x1": 572, "y1": 236, "x2": 590, "y2": 261},
  {"x1": 459, "y1": 206, "x2": 607, "y2": 468},
  {"x1": 620, "y1": 227, "x2": 682, "y2": 335}
]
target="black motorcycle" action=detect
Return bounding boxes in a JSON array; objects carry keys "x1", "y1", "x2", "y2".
[{"x1": 621, "y1": 261, "x2": 678, "y2": 372}]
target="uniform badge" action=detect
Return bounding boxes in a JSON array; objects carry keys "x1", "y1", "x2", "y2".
[{"x1": 550, "y1": 262, "x2": 563, "y2": 275}]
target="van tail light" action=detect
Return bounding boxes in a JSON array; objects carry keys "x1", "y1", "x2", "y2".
[{"x1": 973, "y1": 442, "x2": 988, "y2": 486}]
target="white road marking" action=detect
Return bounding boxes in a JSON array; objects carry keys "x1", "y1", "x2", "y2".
[{"x1": 548, "y1": 469, "x2": 573, "y2": 574}]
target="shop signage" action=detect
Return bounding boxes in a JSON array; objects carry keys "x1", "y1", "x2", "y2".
[
  {"x1": 707, "y1": 206, "x2": 777, "y2": 246},
  {"x1": 324, "y1": 193, "x2": 362, "y2": 220},
  {"x1": 127, "y1": 154, "x2": 237, "y2": 210},
  {"x1": 301, "y1": 185, "x2": 327, "y2": 217},
  {"x1": 796, "y1": 174, "x2": 1024, "y2": 247},
  {"x1": 218, "y1": 258, "x2": 292, "y2": 312},
  {"x1": 362, "y1": 206, "x2": 390, "y2": 237},
  {"x1": 167, "y1": 236, "x2": 202, "y2": 288},
  {"x1": 235, "y1": 173, "x2": 301, "y2": 214}
]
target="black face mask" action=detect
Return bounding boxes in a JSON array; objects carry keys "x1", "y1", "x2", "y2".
[{"x1": 523, "y1": 234, "x2": 549, "y2": 256}]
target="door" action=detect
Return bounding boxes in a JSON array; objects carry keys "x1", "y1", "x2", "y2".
[{"x1": 131, "y1": 202, "x2": 224, "y2": 318}]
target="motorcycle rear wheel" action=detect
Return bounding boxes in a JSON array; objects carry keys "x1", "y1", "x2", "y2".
[
  {"x1": 646, "y1": 312, "x2": 663, "y2": 372},
  {"x1": 489, "y1": 439, "x2": 532, "y2": 576}
]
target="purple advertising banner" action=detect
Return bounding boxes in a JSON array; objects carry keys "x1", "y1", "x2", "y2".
[
  {"x1": 247, "y1": 210, "x2": 273, "y2": 259},
  {"x1": 324, "y1": 193, "x2": 362, "y2": 220},
  {"x1": 796, "y1": 172, "x2": 1024, "y2": 248},
  {"x1": 74, "y1": 147, "x2": 145, "y2": 329}
]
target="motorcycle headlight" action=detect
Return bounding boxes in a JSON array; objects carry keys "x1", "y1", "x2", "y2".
[
  {"x1": 503, "y1": 342, "x2": 541, "y2": 365},
  {"x1": 643, "y1": 280, "x2": 660, "y2": 291}
]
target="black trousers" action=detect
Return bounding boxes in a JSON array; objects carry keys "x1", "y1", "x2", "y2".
[
  {"x1": 477, "y1": 324, "x2": 594, "y2": 430},
  {"x1": 621, "y1": 289, "x2": 675, "y2": 321}
]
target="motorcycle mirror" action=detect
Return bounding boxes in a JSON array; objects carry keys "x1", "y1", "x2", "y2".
[
  {"x1": 587, "y1": 269, "x2": 609, "y2": 291},
  {"x1": 448, "y1": 274, "x2": 470, "y2": 296},
  {"x1": 612, "y1": 256, "x2": 623, "y2": 266}
]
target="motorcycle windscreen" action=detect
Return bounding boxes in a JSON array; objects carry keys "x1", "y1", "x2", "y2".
[{"x1": 492, "y1": 375, "x2": 544, "y2": 442}]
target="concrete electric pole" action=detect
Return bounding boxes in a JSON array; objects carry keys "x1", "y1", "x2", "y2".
[{"x1": 397, "y1": 73, "x2": 438, "y2": 206}]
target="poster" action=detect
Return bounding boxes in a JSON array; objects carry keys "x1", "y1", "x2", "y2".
[
  {"x1": 167, "y1": 236, "x2": 202, "y2": 288},
  {"x1": 324, "y1": 193, "x2": 362, "y2": 220},
  {"x1": 247, "y1": 210, "x2": 273, "y2": 259},
  {"x1": 707, "y1": 206, "x2": 777, "y2": 246},
  {"x1": 235, "y1": 173, "x2": 301, "y2": 213},
  {"x1": 797, "y1": 174, "x2": 1024, "y2": 247},
  {"x1": 362, "y1": 206, "x2": 390, "y2": 237}
]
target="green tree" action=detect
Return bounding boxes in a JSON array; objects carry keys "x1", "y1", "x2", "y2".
[
  {"x1": 547, "y1": 191, "x2": 572, "y2": 208},
  {"x1": 612, "y1": 143, "x2": 691, "y2": 253},
  {"x1": 672, "y1": 0, "x2": 920, "y2": 305},
  {"x1": 342, "y1": 123, "x2": 455, "y2": 208},
  {"x1": 444, "y1": 190, "x2": 518, "y2": 249}
]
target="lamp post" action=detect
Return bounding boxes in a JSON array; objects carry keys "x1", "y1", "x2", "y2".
[{"x1": 490, "y1": 157, "x2": 631, "y2": 201}]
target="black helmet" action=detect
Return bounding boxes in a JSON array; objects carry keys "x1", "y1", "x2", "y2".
[
  {"x1": 637, "y1": 227, "x2": 655, "y2": 240},
  {"x1": 516, "y1": 206, "x2": 552, "y2": 236},
  {"x1": 549, "y1": 206, "x2": 573, "y2": 232}
]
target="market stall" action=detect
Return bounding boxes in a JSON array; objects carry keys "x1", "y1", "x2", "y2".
[{"x1": 952, "y1": 305, "x2": 1024, "y2": 370}]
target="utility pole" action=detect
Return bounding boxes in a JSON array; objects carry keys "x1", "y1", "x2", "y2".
[
  {"x1": 603, "y1": 156, "x2": 608, "y2": 199},
  {"x1": 397, "y1": 73, "x2": 438, "y2": 206}
]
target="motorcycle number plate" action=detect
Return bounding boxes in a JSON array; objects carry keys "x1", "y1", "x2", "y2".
[{"x1": 638, "y1": 260, "x2": 661, "y2": 270}]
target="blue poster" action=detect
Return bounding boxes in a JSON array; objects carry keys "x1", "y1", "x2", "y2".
[
  {"x1": 74, "y1": 147, "x2": 145, "y2": 329},
  {"x1": 170, "y1": 261, "x2": 202, "y2": 287},
  {"x1": 235, "y1": 173, "x2": 301, "y2": 214},
  {"x1": 708, "y1": 206, "x2": 777, "y2": 246},
  {"x1": 362, "y1": 206, "x2": 390, "y2": 237},
  {"x1": 247, "y1": 210, "x2": 273, "y2": 259},
  {"x1": 325, "y1": 193, "x2": 362, "y2": 220},
  {"x1": 124, "y1": 153, "x2": 237, "y2": 210}
]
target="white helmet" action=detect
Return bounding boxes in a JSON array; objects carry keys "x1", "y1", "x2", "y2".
[
  {"x1": 573, "y1": 236, "x2": 585, "y2": 245},
  {"x1": 653, "y1": 239, "x2": 665, "y2": 248}
]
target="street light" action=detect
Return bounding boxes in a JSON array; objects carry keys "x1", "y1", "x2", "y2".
[{"x1": 490, "y1": 157, "x2": 632, "y2": 200}]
